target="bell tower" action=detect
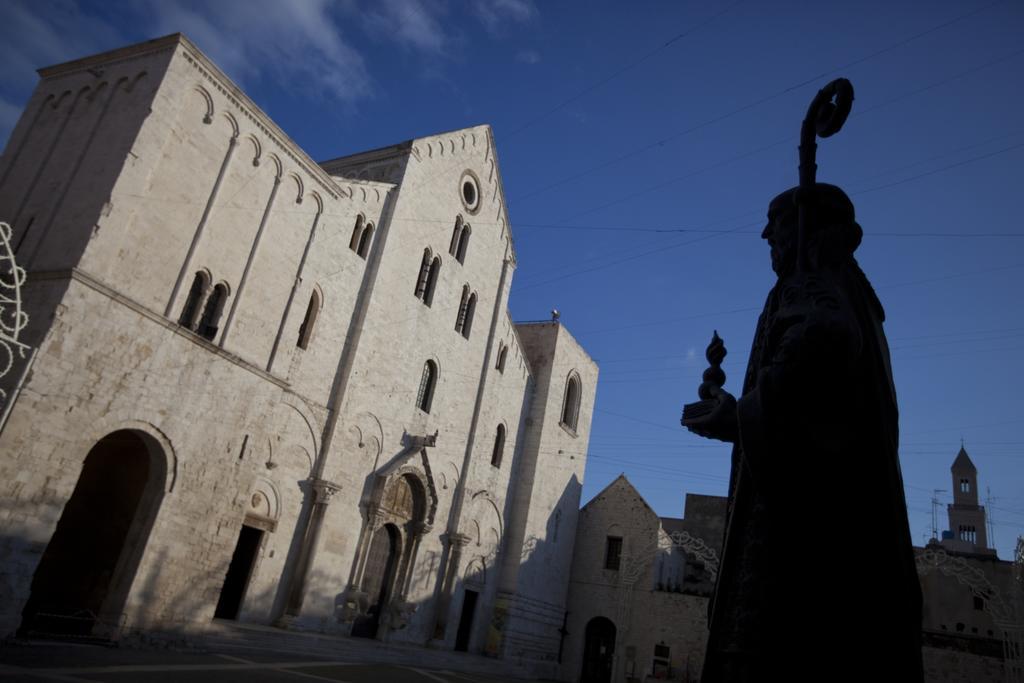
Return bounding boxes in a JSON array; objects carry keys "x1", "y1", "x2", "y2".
[{"x1": 941, "y1": 445, "x2": 994, "y2": 555}]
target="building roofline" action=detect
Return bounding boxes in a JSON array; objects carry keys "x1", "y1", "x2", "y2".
[
  {"x1": 39, "y1": 33, "x2": 366, "y2": 206},
  {"x1": 319, "y1": 140, "x2": 415, "y2": 171},
  {"x1": 513, "y1": 320, "x2": 599, "y2": 370},
  {"x1": 505, "y1": 309, "x2": 534, "y2": 379},
  {"x1": 38, "y1": 33, "x2": 185, "y2": 78},
  {"x1": 580, "y1": 474, "x2": 656, "y2": 516}
]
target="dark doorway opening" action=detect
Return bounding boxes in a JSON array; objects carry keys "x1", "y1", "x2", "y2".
[
  {"x1": 352, "y1": 524, "x2": 399, "y2": 639},
  {"x1": 214, "y1": 525, "x2": 263, "y2": 620},
  {"x1": 454, "y1": 589, "x2": 478, "y2": 652},
  {"x1": 581, "y1": 616, "x2": 616, "y2": 683},
  {"x1": 20, "y1": 430, "x2": 162, "y2": 639}
]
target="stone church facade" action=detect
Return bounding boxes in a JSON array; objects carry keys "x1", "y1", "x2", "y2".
[{"x1": 0, "y1": 34, "x2": 597, "y2": 677}]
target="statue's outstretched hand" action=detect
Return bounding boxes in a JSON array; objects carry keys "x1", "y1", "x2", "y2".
[{"x1": 682, "y1": 386, "x2": 738, "y2": 443}]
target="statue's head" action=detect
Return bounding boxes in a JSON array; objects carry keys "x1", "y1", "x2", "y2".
[{"x1": 763, "y1": 183, "x2": 862, "y2": 275}]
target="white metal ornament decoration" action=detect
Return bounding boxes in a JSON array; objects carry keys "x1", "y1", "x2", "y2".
[
  {"x1": 917, "y1": 546, "x2": 1023, "y2": 683},
  {"x1": 614, "y1": 530, "x2": 721, "y2": 628},
  {"x1": 0, "y1": 221, "x2": 30, "y2": 410}
]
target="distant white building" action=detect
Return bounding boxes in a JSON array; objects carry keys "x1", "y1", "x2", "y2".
[{"x1": 0, "y1": 33, "x2": 597, "y2": 678}]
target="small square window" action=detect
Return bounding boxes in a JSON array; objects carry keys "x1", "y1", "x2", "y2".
[{"x1": 973, "y1": 596, "x2": 984, "y2": 611}]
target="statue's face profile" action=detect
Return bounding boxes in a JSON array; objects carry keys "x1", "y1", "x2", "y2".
[{"x1": 761, "y1": 201, "x2": 797, "y2": 276}]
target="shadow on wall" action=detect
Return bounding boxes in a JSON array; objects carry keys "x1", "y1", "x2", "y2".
[
  {"x1": 5, "y1": 427, "x2": 586, "y2": 665},
  {"x1": 483, "y1": 473, "x2": 583, "y2": 663}
]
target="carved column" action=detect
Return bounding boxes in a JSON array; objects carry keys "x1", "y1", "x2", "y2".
[
  {"x1": 400, "y1": 521, "x2": 431, "y2": 600},
  {"x1": 432, "y1": 531, "x2": 471, "y2": 640},
  {"x1": 351, "y1": 504, "x2": 385, "y2": 591},
  {"x1": 219, "y1": 171, "x2": 281, "y2": 346},
  {"x1": 165, "y1": 132, "x2": 238, "y2": 318},
  {"x1": 285, "y1": 477, "x2": 340, "y2": 615}
]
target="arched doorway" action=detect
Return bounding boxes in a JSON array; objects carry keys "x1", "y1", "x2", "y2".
[
  {"x1": 19, "y1": 430, "x2": 166, "y2": 639},
  {"x1": 581, "y1": 616, "x2": 617, "y2": 683},
  {"x1": 351, "y1": 523, "x2": 400, "y2": 639},
  {"x1": 347, "y1": 467, "x2": 433, "y2": 638}
]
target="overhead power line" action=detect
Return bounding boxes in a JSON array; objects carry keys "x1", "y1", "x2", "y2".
[
  {"x1": 505, "y1": 1, "x2": 746, "y2": 138},
  {"x1": 512, "y1": 0, "x2": 1012, "y2": 204},
  {"x1": 517, "y1": 143, "x2": 1024, "y2": 291}
]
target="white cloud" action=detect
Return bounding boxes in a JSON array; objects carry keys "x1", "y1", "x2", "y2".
[
  {"x1": 146, "y1": 0, "x2": 372, "y2": 103},
  {"x1": 362, "y1": 0, "x2": 447, "y2": 54},
  {"x1": 0, "y1": 0, "x2": 531, "y2": 114},
  {"x1": 516, "y1": 49, "x2": 541, "y2": 65},
  {"x1": 474, "y1": 0, "x2": 536, "y2": 31},
  {"x1": 0, "y1": 1, "x2": 127, "y2": 90}
]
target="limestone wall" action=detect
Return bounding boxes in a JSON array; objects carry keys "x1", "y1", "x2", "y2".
[
  {"x1": 496, "y1": 322, "x2": 599, "y2": 676},
  {"x1": 561, "y1": 477, "x2": 711, "y2": 683},
  {"x1": 0, "y1": 34, "x2": 600, "y2": 663}
]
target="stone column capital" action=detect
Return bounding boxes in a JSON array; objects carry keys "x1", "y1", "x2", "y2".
[
  {"x1": 311, "y1": 478, "x2": 341, "y2": 505},
  {"x1": 447, "y1": 532, "x2": 472, "y2": 548}
]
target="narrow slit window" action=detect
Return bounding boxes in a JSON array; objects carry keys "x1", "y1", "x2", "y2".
[
  {"x1": 349, "y1": 215, "x2": 364, "y2": 252},
  {"x1": 198, "y1": 283, "x2": 228, "y2": 341},
  {"x1": 491, "y1": 424, "x2": 505, "y2": 468},
  {"x1": 455, "y1": 223, "x2": 471, "y2": 264},
  {"x1": 605, "y1": 536, "x2": 622, "y2": 570},
  {"x1": 297, "y1": 290, "x2": 320, "y2": 349},
  {"x1": 496, "y1": 343, "x2": 508, "y2": 373},
  {"x1": 179, "y1": 271, "x2": 210, "y2": 330},
  {"x1": 356, "y1": 223, "x2": 374, "y2": 258}
]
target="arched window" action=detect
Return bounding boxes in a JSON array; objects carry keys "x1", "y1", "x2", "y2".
[
  {"x1": 455, "y1": 286, "x2": 470, "y2": 334},
  {"x1": 449, "y1": 216, "x2": 464, "y2": 257},
  {"x1": 561, "y1": 373, "x2": 581, "y2": 433},
  {"x1": 356, "y1": 222, "x2": 374, "y2": 258},
  {"x1": 297, "y1": 289, "x2": 320, "y2": 349},
  {"x1": 496, "y1": 342, "x2": 508, "y2": 373},
  {"x1": 424, "y1": 256, "x2": 441, "y2": 306},
  {"x1": 417, "y1": 360, "x2": 437, "y2": 413},
  {"x1": 198, "y1": 283, "x2": 228, "y2": 341},
  {"x1": 414, "y1": 248, "x2": 432, "y2": 300},
  {"x1": 179, "y1": 270, "x2": 210, "y2": 330},
  {"x1": 455, "y1": 223, "x2": 471, "y2": 264},
  {"x1": 491, "y1": 424, "x2": 506, "y2": 468},
  {"x1": 349, "y1": 215, "x2": 365, "y2": 252},
  {"x1": 461, "y1": 293, "x2": 477, "y2": 339}
]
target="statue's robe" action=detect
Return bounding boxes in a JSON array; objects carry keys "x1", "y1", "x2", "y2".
[{"x1": 701, "y1": 259, "x2": 923, "y2": 681}]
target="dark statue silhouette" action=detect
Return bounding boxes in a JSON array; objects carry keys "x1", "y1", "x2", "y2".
[{"x1": 682, "y1": 79, "x2": 924, "y2": 681}]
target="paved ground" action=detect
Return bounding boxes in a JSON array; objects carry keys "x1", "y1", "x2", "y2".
[{"x1": 0, "y1": 641, "x2": 535, "y2": 682}]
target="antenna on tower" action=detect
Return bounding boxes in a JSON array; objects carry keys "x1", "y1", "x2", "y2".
[
  {"x1": 986, "y1": 486, "x2": 996, "y2": 551},
  {"x1": 931, "y1": 489, "x2": 947, "y2": 542}
]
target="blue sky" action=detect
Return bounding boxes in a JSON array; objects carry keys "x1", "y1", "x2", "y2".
[{"x1": 2, "y1": 0, "x2": 1023, "y2": 560}]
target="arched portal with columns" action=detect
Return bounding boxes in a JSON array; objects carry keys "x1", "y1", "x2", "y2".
[{"x1": 346, "y1": 455, "x2": 437, "y2": 638}]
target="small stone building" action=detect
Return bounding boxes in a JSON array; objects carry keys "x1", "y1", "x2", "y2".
[
  {"x1": 916, "y1": 447, "x2": 1023, "y2": 683},
  {"x1": 562, "y1": 475, "x2": 726, "y2": 683},
  {"x1": 0, "y1": 34, "x2": 597, "y2": 677}
]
